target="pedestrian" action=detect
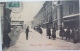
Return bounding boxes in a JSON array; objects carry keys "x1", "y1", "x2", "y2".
[
  {"x1": 64, "y1": 28, "x2": 67, "y2": 37},
  {"x1": 52, "y1": 27, "x2": 56, "y2": 40},
  {"x1": 46, "y1": 28, "x2": 48, "y2": 36},
  {"x1": 46, "y1": 27, "x2": 48, "y2": 36},
  {"x1": 65, "y1": 28, "x2": 71, "y2": 40},
  {"x1": 26, "y1": 26, "x2": 29, "y2": 40},
  {"x1": 3, "y1": 32, "x2": 11, "y2": 48},
  {"x1": 37, "y1": 26, "x2": 39, "y2": 32},
  {"x1": 39, "y1": 27, "x2": 43, "y2": 34},
  {"x1": 60, "y1": 27, "x2": 65, "y2": 40},
  {"x1": 47, "y1": 27, "x2": 51, "y2": 39},
  {"x1": 71, "y1": 28, "x2": 75, "y2": 39},
  {"x1": 73, "y1": 28, "x2": 79, "y2": 44}
]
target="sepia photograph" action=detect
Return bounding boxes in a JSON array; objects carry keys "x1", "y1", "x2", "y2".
[{"x1": 0, "y1": 0, "x2": 80, "y2": 51}]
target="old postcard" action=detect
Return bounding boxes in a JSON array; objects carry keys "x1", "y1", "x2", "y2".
[{"x1": 0, "y1": 0, "x2": 80, "y2": 51}]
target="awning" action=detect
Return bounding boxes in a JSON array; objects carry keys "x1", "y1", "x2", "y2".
[
  {"x1": 63, "y1": 13, "x2": 80, "y2": 19},
  {"x1": 64, "y1": 19, "x2": 78, "y2": 22}
]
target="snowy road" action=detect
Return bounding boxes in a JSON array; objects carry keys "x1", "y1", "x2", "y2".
[{"x1": 3, "y1": 28, "x2": 80, "y2": 51}]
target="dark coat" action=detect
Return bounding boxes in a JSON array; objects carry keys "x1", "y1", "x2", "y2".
[
  {"x1": 65, "y1": 29, "x2": 70, "y2": 38},
  {"x1": 71, "y1": 30, "x2": 75, "y2": 39},
  {"x1": 60, "y1": 30, "x2": 65, "y2": 37},
  {"x1": 73, "y1": 30, "x2": 79, "y2": 43},
  {"x1": 26, "y1": 28, "x2": 29, "y2": 34},
  {"x1": 26, "y1": 27, "x2": 29, "y2": 40},
  {"x1": 46, "y1": 29, "x2": 48, "y2": 36},
  {"x1": 39, "y1": 28, "x2": 43, "y2": 34},
  {"x1": 47, "y1": 28, "x2": 51, "y2": 36},
  {"x1": 52, "y1": 29, "x2": 56, "y2": 38}
]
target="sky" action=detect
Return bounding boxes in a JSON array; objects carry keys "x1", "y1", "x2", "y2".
[{"x1": 10, "y1": 1, "x2": 45, "y2": 23}]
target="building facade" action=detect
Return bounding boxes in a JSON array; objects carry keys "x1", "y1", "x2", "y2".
[
  {"x1": 33, "y1": 1, "x2": 53, "y2": 28},
  {"x1": 62, "y1": 1, "x2": 79, "y2": 29},
  {"x1": 32, "y1": 0, "x2": 79, "y2": 30},
  {"x1": 42, "y1": 1, "x2": 53, "y2": 28},
  {"x1": 32, "y1": 0, "x2": 80, "y2": 41},
  {"x1": 0, "y1": 2, "x2": 12, "y2": 45}
]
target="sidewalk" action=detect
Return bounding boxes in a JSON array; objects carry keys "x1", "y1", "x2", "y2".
[
  {"x1": 3, "y1": 28, "x2": 80, "y2": 51},
  {"x1": 42, "y1": 28, "x2": 61, "y2": 38}
]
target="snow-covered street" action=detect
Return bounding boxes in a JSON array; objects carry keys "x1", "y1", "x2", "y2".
[{"x1": 3, "y1": 28, "x2": 80, "y2": 51}]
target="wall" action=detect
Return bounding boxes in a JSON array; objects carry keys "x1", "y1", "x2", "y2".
[{"x1": 0, "y1": 3, "x2": 4, "y2": 45}]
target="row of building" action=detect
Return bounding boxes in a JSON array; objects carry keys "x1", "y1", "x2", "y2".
[{"x1": 31, "y1": 0, "x2": 79, "y2": 30}]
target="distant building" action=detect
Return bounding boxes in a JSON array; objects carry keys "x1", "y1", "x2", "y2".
[
  {"x1": 42, "y1": 1, "x2": 53, "y2": 28},
  {"x1": 33, "y1": 1, "x2": 53, "y2": 28}
]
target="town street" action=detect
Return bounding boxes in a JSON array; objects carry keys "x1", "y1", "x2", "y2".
[
  {"x1": 3, "y1": 27, "x2": 80, "y2": 51},
  {"x1": 1, "y1": 1, "x2": 80, "y2": 51}
]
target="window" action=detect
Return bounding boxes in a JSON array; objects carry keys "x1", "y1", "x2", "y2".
[
  {"x1": 69, "y1": 4, "x2": 73, "y2": 14},
  {"x1": 58, "y1": 1, "x2": 60, "y2": 4}
]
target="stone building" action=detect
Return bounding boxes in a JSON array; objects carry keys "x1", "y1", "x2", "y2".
[
  {"x1": 33, "y1": 1, "x2": 53, "y2": 28},
  {"x1": 42, "y1": 1, "x2": 52, "y2": 28},
  {"x1": 62, "y1": 0, "x2": 79, "y2": 29},
  {"x1": 33, "y1": 6, "x2": 44, "y2": 27},
  {"x1": 33, "y1": 0, "x2": 79, "y2": 30}
]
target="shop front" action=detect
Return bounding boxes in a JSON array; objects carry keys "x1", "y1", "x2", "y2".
[{"x1": 63, "y1": 14, "x2": 79, "y2": 29}]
